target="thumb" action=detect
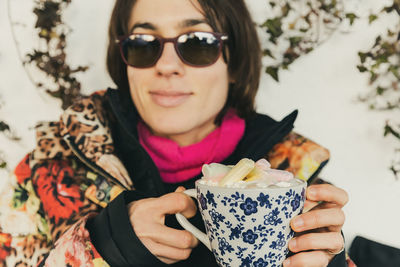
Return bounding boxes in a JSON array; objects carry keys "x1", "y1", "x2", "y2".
[
  {"x1": 175, "y1": 186, "x2": 186, "y2": 193},
  {"x1": 158, "y1": 191, "x2": 197, "y2": 218}
]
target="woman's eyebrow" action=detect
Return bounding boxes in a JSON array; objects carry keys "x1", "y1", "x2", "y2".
[
  {"x1": 130, "y1": 18, "x2": 208, "y2": 33},
  {"x1": 177, "y1": 18, "x2": 208, "y2": 29},
  {"x1": 130, "y1": 22, "x2": 156, "y2": 32}
]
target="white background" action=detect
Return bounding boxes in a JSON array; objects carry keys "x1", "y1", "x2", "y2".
[{"x1": 1, "y1": 0, "x2": 399, "y2": 251}]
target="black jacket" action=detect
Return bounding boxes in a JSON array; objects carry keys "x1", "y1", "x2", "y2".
[{"x1": 87, "y1": 89, "x2": 347, "y2": 267}]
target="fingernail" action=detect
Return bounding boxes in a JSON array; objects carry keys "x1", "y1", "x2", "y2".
[
  {"x1": 293, "y1": 217, "x2": 304, "y2": 229},
  {"x1": 289, "y1": 238, "x2": 296, "y2": 250},
  {"x1": 283, "y1": 258, "x2": 290, "y2": 266}
]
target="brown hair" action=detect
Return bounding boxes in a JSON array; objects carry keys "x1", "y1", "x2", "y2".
[{"x1": 106, "y1": 0, "x2": 261, "y2": 120}]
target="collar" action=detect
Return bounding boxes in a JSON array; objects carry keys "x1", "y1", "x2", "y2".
[{"x1": 32, "y1": 88, "x2": 327, "y2": 199}]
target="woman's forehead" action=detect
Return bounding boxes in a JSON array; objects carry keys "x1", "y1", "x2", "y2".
[{"x1": 128, "y1": 0, "x2": 208, "y2": 32}]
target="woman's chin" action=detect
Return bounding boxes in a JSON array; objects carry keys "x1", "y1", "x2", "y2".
[
  {"x1": 146, "y1": 119, "x2": 209, "y2": 146},
  {"x1": 142, "y1": 111, "x2": 218, "y2": 145},
  {"x1": 151, "y1": 123, "x2": 192, "y2": 139}
]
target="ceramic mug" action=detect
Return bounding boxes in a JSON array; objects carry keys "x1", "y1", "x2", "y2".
[{"x1": 176, "y1": 179, "x2": 306, "y2": 267}]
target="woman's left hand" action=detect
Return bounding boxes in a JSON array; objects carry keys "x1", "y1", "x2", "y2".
[{"x1": 283, "y1": 183, "x2": 349, "y2": 267}]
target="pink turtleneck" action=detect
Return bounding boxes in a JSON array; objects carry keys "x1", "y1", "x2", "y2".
[{"x1": 137, "y1": 110, "x2": 245, "y2": 183}]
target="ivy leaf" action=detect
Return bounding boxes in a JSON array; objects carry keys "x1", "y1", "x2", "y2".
[
  {"x1": 383, "y1": 6, "x2": 394, "y2": 14},
  {"x1": 358, "y1": 52, "x2": 368, "y2": 64},
  {"x1": 282, "y1": 3, "x2": 291, "y2": 17},
  {"x1": 263, "y1": 49, "x2": 275, "y2": 59},
  {"x1": 283, "y1": 48, "x2": 300, "y2": 65},
  {"x1": 373, "y1": 36, "x2": 382, "y2": 47},
  {"x1": 389, "y1": 65, "x2": 400, "y2": 80},
  {"x1": 384, "y1": 124, "x2": 400, "y2": 140},
  {"x1": 0, "y1": 121, "x2": 10, "y2": 132},
  {"x1": 33, "y1": 2, "x2": 61, "y2": 30},
  {"x1": 369, "y1": 71, "x2": 378, "y2": 84},
  {"x1": 345, "y1": 13, "x2": 358, "y2": 25},
  {"x1": 395, "y1": 3, "x2": 400, "y2": 15},
  {"x1": 376, "y1": 87, "x2": 386, "y2": 95},
  {"x1": 390, "y1": 166, "x2": 399, "y2": 180},
  {"x1": 0, "y1": 161, "x2": 6, "y2": 169},
  {"x1": 369, "y1": 14, "x2": 378, "y2": 24},
  {"x1": 372, "y1": 54, "x2": 389, "y2": 68},
  {"x1": 289, "y1": 36, "x2": 303, "y2": 48},
  {"x1": 357, "y1": 65, "x2": 368, "y2": 73},
  {"x1": 281, "y1": 62, "x2": 290, "y2": 70},
  {"x1": 262, "y1": 18, "x2": 283, "y2": 43},
  {"x1": 266, "y1": 66, "x2": 279, "y2": 82},
  {"x1": 383, "y1": 3, "x2": 400, "y2": 15},
  {"x1": 46, "y1": 89, "x2": 62, "y2": 99},
  {"x1": 387, "y1": 30, "x2": 395, "y2": 37}
]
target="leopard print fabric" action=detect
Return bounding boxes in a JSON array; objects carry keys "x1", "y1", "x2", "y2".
[
  {"x1": 58, "y1": 92, "x2": 115, "y2": 163},
  {"x1": 32, "y1": 121, "x2": 73, "y2": 162},
  {"x1": 32, "y1": 91, "x2": 115, "y2": 166},
  {"x1": 0, "y1": 91, "x2": 128, "y2": 266},
  {"x1": 3, "y1": 235, "x2": 48, "y2": 267}
]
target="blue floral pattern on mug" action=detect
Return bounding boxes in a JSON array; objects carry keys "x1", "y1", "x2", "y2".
[
  {"x1": 240, "y1": 198, "x2": 258, "y2": 215},
  {"x1": 264, "y1": 207, "x2": 283, "y2": 226},
  {"x1": 242, "y1": 229, "x2": 258, "y2": 244},
  {"x1": 199, "y1": 193, "x2": 207, "y2": 210},
  {"x1": 197, "y1": 182, "x2": 306, "y2": 267}
]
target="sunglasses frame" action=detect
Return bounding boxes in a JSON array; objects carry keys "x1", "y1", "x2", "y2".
[{"x1": 116, "y1": 31, "x2": 228, "y2": 68}]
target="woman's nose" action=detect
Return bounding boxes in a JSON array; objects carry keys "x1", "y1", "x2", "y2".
[{"x1": 155, "y1": 42, "x2": 185, "y2": 76}]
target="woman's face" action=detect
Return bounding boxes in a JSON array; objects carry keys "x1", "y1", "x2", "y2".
[{"x1": 127, "y1": 0, "x2": 229, "y2": 146}]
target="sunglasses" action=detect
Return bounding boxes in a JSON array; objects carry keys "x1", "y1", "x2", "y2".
[{"x1": 116, "y1": 31, "x2": 228, "y2": 68}]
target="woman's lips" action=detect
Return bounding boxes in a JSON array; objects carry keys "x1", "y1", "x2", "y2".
[{"x1": 150, "y1": 91, "x2": 192, "y2": 108}]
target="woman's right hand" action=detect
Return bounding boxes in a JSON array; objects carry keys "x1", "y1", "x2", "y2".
[{"x1": 127, "y1": 187, "x2": 199, "y2": 264}]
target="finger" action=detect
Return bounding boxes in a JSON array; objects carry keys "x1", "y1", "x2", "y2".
[
  {"x1": 283, "y1": 250, "x2": 330, "y2": 267},
  {"x1": 288, "y1": 232, "x2": 344, "y2": 254},
  {"x1": 136, "y1": 224, "x2": 198, "y2": 249},
  {"x1": 140, "y1": 237, "x2": 192, "y2": 263},
  {"x1": 156, "y1": 192, "x2": 197, "y2": 218},
  {"x1": 291, "y1": 208, "x2": 345, "y2": 232},
  {"x1": 307, "y1": 184, "x2": 349, "y2": 207},
  {"x1": 303, "y1": 199, "x2": 319, "y2": 213},
  {"x1": 310, "y1": 201, "x2": 342, "y2": 211}
]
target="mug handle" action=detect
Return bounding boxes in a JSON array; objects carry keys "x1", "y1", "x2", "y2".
[{"x1": 175, "y1": 189, "x2": 212, "y2": 251}]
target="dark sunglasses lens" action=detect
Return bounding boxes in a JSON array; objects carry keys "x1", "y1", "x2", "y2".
[
  {"x1": 177, "y1": 32, "x2": 220, "y2": 66},
  {"x1": 122, "y1": 35, "x2": 160, "y2": 67}
]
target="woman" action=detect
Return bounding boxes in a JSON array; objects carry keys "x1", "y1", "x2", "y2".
[{"x1": 0, "y1": 0, "x2": 350, "y2": 266}]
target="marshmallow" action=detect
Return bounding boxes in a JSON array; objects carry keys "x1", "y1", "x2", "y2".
[{"x1": 218, "y1": 158, "x2": 255, "y2": 186}]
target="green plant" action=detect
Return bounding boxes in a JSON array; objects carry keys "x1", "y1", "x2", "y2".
[
  {"x1": 25, "y1": 0, "x2": 87, "y2": 109},
  {"x1": 6, "y1": 0, "x2": 83, "y2": 169},
  {"x1": 260, "y1": 0, "x2": 355, "y2": 81},
  {"x1": 357, "y1": 1, "x2": 400, "y2": 178}
]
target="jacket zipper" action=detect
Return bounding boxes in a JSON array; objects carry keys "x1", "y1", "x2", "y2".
[{"x1": 63, "y1": 135, "x2": 128, "y2": 190}]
